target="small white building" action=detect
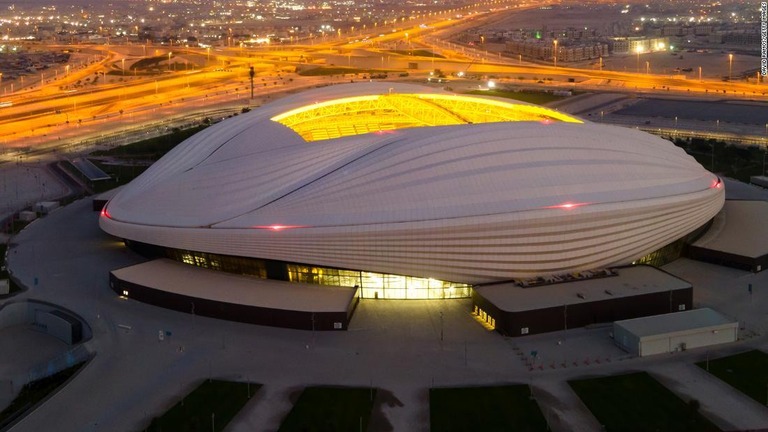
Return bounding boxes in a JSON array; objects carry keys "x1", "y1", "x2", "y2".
[
  {"x1": 613, "y1": 308, "x2": 738, "y2": 357},
  {"x1": 18, "y1": 211, "x2": 37, "y2": 222}
]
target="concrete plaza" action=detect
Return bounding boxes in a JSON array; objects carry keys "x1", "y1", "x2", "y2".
[{"x1": 2, "y1": 194, "x2": 768, "y2": 431}]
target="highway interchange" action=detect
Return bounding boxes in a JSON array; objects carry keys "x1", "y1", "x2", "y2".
[
  {"x1": 0, "y1": 1, "x2": 766, "y2": 160},
  {"x1": 1, "y1": 4, "x2": 768, "y2": 431}
]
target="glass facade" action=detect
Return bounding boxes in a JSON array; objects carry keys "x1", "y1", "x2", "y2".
[
  {"x1": 126, "y1": 241, "x2": 471, "y2": 300},
  {"x1": 473, "y1": 305, "x2": 496, "y2": 330},
  {"x1": 125, "y1": 241, "x2": 268, "y2": 279},
  {"x1": 633, "y1": 221, "x2": 713, "y2": 267},
  {"x1": 126, "y1": 217, "x2": 712, "y2": 302},
  {"x1": 286, "y1": 264, "x2": 472, "y2": 299}
]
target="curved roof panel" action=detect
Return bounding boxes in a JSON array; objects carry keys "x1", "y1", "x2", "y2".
[{"x1": 100, "y1": 83, "x2": 724, "y2": 281}]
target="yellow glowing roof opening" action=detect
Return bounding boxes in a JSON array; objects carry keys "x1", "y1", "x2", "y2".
[{"x1": 271, "y1": 93, "x2": 582, "y2": 142}]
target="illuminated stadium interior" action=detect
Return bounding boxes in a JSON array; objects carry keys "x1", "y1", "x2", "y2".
[
  {"x1": 130, "y1": 242, "x2": 473, "y2": 300},
  {"x1": 271, "y1": 93, "x2": 582, "y2": 142}
]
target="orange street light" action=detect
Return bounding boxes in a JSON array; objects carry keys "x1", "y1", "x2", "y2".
[
  {"x1": 553, "y1": 39, "x2": 558, "y2": 67},
  {"x1": 728, "y1": 53, "x2": 733, "y2": 80}
]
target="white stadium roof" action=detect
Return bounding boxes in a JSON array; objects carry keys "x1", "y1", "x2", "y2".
[{"x1": 101, "y1": 83, "x2": 725, "y2": 283}]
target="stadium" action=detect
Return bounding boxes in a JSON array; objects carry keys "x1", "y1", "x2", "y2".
[{"x1": 100, "y1": 82, "x2": 725, "y2": 331}]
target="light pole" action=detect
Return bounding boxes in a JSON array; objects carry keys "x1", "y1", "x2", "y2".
[
  {"x1": 249, "y1": 65, "x2": 254, "y2": 100},
  {"x1": 645, "y1": 60, "x2": 650, "y2": 74},
  {"x1": 635, "y1": 46, "x2": 643, "y2": 74},
  {"x1": 699, "y1": 66, "x2": 702, "y2": 81},
  {"x1": 439, "y1": 311, "x2": 444, "y2": 342},
  {"x1": 553, "y1": 39, "x2": 558, "y2": 67},
  {"x1": 763, "y1": 148, "x2": 766, "y2": 176},
  {"x1": 168, "y1": 52, "x2": 172, "y2": 71}
]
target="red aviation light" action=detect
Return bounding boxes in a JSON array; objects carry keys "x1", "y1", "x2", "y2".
[
  {"x1": 252, "y1": 225, "x2": 306, "y2": 231},
  {"x1": 101, "y1": 206, "x2": 111, "y2": 219},
  {"x1": 544, "y1": 202, "x2": 589, "y2": 210},
  {"x1": 710, "y1": 178, "x2": 723, "y2": 189}
]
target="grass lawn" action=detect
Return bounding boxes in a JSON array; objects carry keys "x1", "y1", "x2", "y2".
[
  {"x1": 465, "y1": 89, "x2": 566, "y2": 105},
  {"x1": 90, "y1": 162, "x2": 149, "y2": 193},
  {"x1": 568, "y1": 372, "x2": 721, "y2": 432},
  {"x1": 278, "y1": 386, "x2": 377, "y2": 432},
  {"x1": 145, "y1": 379, "x2": 260, "y2": 432},
  {"x1": 673, "y1": 138, "x2": 767, "y2": 182},
  {"x1": 386, "y1": 49, "x2": 446, "y2": 58},
  {"x1": 430, "y1": 385, "x2": 548, "y2": 432},
  {"x1": 90, "y1": 125, "x2": 208, "y2": 160},
  {"x1": 696, "y1": 350, "x2": 768, "y2": 405},
  {"x1": 0, "y1": 362, "x2": 85, "y2": 429},
  {"x1": 297, "y1": 67, "x2": 389, "y2": 76},
  {"x1": 88, "y1": 125, "x2": 209, "y2": 193}
]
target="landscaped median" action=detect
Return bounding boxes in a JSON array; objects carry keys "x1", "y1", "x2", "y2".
[
  {"x1": 568, "y1": 371, "x2": 721, "y2": 432},
  {"x1": 696, "y1": 349, "x2": 768, "y2": 406},
  {"x1": 144, "y1": 379, "x2": 260, "y2": 432},
  {"x1": 429, "y1": 385, "x2": 548, "y2": 432}
]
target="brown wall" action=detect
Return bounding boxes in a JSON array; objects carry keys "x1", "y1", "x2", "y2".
[
  {"x1": 474, "y1": 287, "x2": 693, "y2": 337},
  {"x1": 109, "y1": 273, "x2": 356, "y2": 331},
  {"x1": 688, "y1": 246, "x2": 764, "y2": 272}
]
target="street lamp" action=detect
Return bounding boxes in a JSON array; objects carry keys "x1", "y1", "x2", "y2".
[
  {"x1": 763, "y1": 147, "x2": 767, "y2": 177},
  {"x1": 249, "y1": 65, "x2": 254, "y2": 100},
  {"x1": 699, "y1": 66, "x2": 702, "y2": 81},
  {"x1": 168, "y1": 52, "x2": 172, "y2": 71},
  {"x1": 553, "y1": 39, "x2": 558, "y2": 67},
  {"x1": 635, "y1": 46, "x2": 643, "y2": 74},
  {"x1": 646, "y1": 60, "x2": 650, "y2": 74}
]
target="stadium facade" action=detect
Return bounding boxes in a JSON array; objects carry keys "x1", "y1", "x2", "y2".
[{"x1": 100, "y1": 82, "x2": 724, "y2": 314}]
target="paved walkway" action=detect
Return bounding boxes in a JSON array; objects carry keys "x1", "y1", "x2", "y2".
[{"x1": 2, "y1": 197, "x2": 768, "y2": 431}]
